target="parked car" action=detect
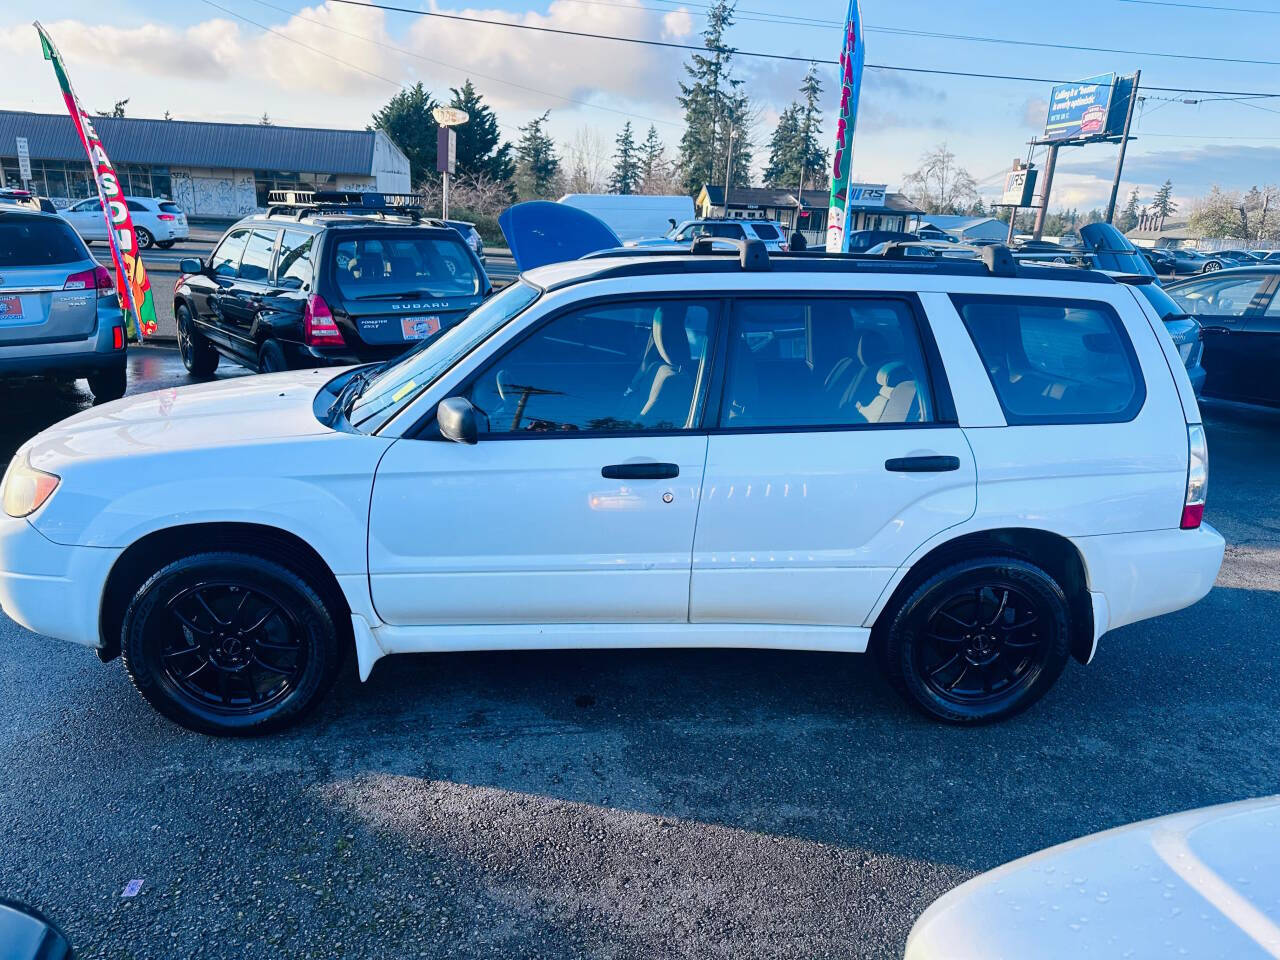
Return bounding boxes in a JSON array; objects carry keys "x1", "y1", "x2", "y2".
[
  {"x1": 1142, "y1": 246, "x2": 1177, "y2": 277},
  {"x1": 1129, "y1": 279, "x2": 1206, "y2": 396},
  {"x1": 915, "y1": 226, "x2": 957, "y2": 243},
  {"x1": 444, "y1": 219, "x2": 483, "y2": 258},
  {"x1": 0, "y1": 236, "x2": 1222, "y2": 735},
  {"x1": 906, "y1": 796, "x2": 1280, "y2": 959},
  {"x1": 0, "y1": 188, "x2": 57, "y2": 214},
  {"x1": 864, "y1": 240, "x2": 978, "y2": 259},
  {"x1": 843, "y1": 229, "x2": 918, "y2": 252},
  {"x1": 1165, "y1": 266, "x2": 1280, "y2": 406},
  {"x1": 1248, "y1": 249, "x2": 1280, "y2": 262},
  {"x1": 631, "y1": 218, "x2": 790, "y2": 252},
  {"x1": 1010, "y1": 239, "x2": 1086, "y2": 266},
  {"x1": 0, "y1": 204, "x2": 127, "y2": 401},
  {"x1": 1168, "y1": 247, "x2": 1210, "y2": 274},
  {"x1": 1200, "y1": 249, "x2": 1257, "y2": 272},
  {"x1": 173, "y1": 191, "x2": 491, "y2": 376},
  {"x1": 60, "y1": 195, "x2": 189, "y2": 249}
]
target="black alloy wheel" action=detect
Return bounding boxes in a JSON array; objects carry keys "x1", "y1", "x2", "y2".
[
  {"x1": 176, "y1": 304, "x2": 219, "y2": 376},
  {"x1": 878, "y1": 556, "x2": 1071, "y2": 724},
  {"x1": 121, "y1": 552, "x2": 343, "y2": 735}
]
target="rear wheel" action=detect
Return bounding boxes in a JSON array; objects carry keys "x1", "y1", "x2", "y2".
[
  {"x1": 258, "y1": 339, "x2": 288, "y2": 373},
  {"x1": 120, "y1": 552, "x2": 343, "y2": 735},
  {"x1": 878, "y1": 556, "x2": 1071, "y2": 724},
  {"x1": 176, "y1": 303, "x2": 219, "y2": 377},
  {"x1": 87, "y1": 364, "x2": 127, "y2": 403}
]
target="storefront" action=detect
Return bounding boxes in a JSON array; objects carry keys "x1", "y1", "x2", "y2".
[
  {"x1": 0, "y1": 111, "x2": 410, "y2": 216},
  {"x1": 696, "y1": 183, "x2": 924, "y2": 245}
]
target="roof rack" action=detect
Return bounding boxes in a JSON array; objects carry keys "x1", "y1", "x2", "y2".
[{"x1": 264, "y1": 190, "x2": 443, "y2": 224}]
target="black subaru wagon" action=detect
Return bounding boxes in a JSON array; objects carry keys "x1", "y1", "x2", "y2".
[{"x1": 175, "y1": 192, "x2": 491, "y2": 376}]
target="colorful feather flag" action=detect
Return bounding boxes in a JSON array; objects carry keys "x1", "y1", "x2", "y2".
[
  {"x1": 826, "y1": 0, "x2": 866, "y2": 253},
  {"x1": 35, "y1": 20, "x2": 157, "y2": 340}
]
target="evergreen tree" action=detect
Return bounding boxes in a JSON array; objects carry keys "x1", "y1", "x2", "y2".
[
  {"x1": 1152, "y1": 179, "x2": 1177, "y2": 223},
  {"x1": 259, "y1": 112, "x2": 272, "y2": 126},
  {"x1": 610, "y1": 121, "x2": 641, "y2": 194},
  {"x1": 515, "y1": 111, "x2": 560, "y2": 199},
  {"x1": 677, "y1": 0, "x2": 752, "y2": 195},
  {"x1": 449, "y1": 80, "x2": 515, "y2": 184},
  {"x1": 762, "y1": 65, "x2": 825, "y2": 192},
  {"x1": 763, "y1": 105, "x2": 801, "y2": 187},
  {"x1": 1118, "y1": 186, "x2": 1141, "y2": 232},
  {"x1": 370, "y1": 82, "x2": 438, "y2": 188},
  {"x1": 641, "y1": 125, "x2": 664, "y2": 181}
]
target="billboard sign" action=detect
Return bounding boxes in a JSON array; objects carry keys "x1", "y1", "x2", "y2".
[
  {"x1": 1000, "y1": 165, "x2": 1037, "y2": 207},
  {"x1": 1044, "y1": 74, "x2": 1115, "y2": 141},
  {"x1": 845, "y1": 183, "x2": 887, "y2": 209}
]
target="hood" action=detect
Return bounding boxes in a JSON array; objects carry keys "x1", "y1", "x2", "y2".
[
  {"x1": 23, "y1": 367, "x2": 338, "y2": 472},
  {"x1": 498, "y1": 200, "x2": 621, "y2": 271},
  {"x1": 1080, "y1": 222, "x2": 1156, "y2": 277}
]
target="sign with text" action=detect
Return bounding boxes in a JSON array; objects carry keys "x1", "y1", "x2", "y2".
[
  {"x1": 15, "y1": 137, "x2": 31, "y2": 184},
  {"x1": 1044, "y1": 74, "x2": 1116, "y2": 141},
  {"x1": 1000, "y1": 166, "x2": 1037, "y2": 206},
  {"x1": 436, "y1": 127, "x2": 456, "y2": 174},
  {"x1": 845, "y1": 183, "x2": 887, "y2": 209}
]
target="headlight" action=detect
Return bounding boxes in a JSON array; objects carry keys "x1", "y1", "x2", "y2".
[{"x1": 2, "y1": 456, "x2": 60, "y2": 518}]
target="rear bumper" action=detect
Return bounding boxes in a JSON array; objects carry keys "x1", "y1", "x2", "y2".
[
  {"x1": 1071, "y1": 523, "x2": 1225, "y2": 637},
  {"x1": 0, "y1": 511, "x2": 119, "y2": 648},
  {"x1": 280, "y1": 339, "x2": 405, "y2": 369},
  {"x1": 0, "y1": 311, "x2": 127, "y2": 378}
]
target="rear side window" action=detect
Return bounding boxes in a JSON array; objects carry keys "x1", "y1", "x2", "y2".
[
  {"x1": 126, "y1": 200, "x2": 148, "y2": 213},
  {"x1": 331, "y1": 234, "x2": 480, "y2": 299},
  {"x1": 276, "y1": 230, "x2": 315, "y2": 288},
  {"x1": 0, "y1": 216, "x2": 86, "y2": 267},
  {"x1": 158, "y1": 202, "x2": 182, "y2": 214},
  {"x1": 238, "y1": 229, "x2": 278, "y2": 282},
  {"x1": 722, "y1": 298, "x2": 933, "y2": 429},
  {"x1": 750, "y1": 223, "x2": 781, "y2": 240},
  {"x1": 951, "y1": 295, "x2": 1144, "y2": 424}
]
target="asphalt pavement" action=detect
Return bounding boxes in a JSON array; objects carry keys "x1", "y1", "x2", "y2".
[{"x1": 0, "y1": 352, "x2": 1277, "y2": 959}]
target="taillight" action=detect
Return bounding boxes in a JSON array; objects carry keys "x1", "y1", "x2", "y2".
[
  {"x1": 64, "y1": 265, "x2": 114, "y2": 294},
  {"x1": 157, "y1": 213, "x2": 175, "y2": 221},
  {"x1": 1181, "y1": 424, "x2": 1208, "y2": 529},
  {"x1": 303, "y1": 294, "x2": 344, "y2": 347},
  {"x1": 112, "y1": 326, "x2": 124, "y2": 350}
]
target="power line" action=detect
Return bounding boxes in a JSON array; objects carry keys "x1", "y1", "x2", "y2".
[
  {"x1": 1109, "y1": 0, "x2": 1280, "y2": 14},
  {"x1": 325, "y1": 0, "x2": 1280, "y2": 99}
]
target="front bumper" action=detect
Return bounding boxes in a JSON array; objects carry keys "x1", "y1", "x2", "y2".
[{"x1": 0, "y1": 510, "x2": 120, "y2": 648}]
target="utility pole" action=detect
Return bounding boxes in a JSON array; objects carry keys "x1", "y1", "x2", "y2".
[
  {"x1": 1105, "y1": 70, "x2": 1141, "y2": 225},
  {"x1": 723, "y1": 127, "x2": 735, "y2": 216},
  {"x1": 1032, "y1": 143, "x2": 1059, "y2": 241}
]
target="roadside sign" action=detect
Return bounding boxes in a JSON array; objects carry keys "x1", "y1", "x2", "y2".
[
  {"x1": 436, "y1": 127, "x2": 456, "y2": 175},
  {"x1": 432, "y1": 107, "x2": 469, "y2": 127},
  {"x1": 15, "y1": 137, "x2": 31, "y2": 185},
  {"x1": 1044, "y1": 75, "x2": 1116, "y2": 141},
  {"x1": 845, "y1": 183, "x2": 887, "y2": 209},
  {"x1": 1000, "y1": 165, "x2": 1037, "y2": 206}
]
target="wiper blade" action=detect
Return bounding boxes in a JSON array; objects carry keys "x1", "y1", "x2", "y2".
[{"x1": 324, "y1": 369, "x2": 371, "y2": 424}]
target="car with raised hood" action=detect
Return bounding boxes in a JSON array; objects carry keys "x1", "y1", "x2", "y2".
[
  {"x1": 0, "y1": 203, "x2": 127, "y2": 401},
  {"x1": 173, "y1": 191, "x2": 492, "y2": 376},
  {"x1": 60, "y1": 194, "x2": 188, "y2": 249},
  {"x1": 0, "y1": 202, "x2": 1222, "y2": 735}
]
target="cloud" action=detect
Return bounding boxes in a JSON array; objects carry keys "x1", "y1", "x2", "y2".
[
  {"x1": 1020, "y1": 97, "x2": 1048, "y2": 130},
  {"x1": 255, "y1": 1, "x2": 398, "y2": 94},
  {"x1": 0, "y1": 18, "x2": 242, "y2": 79},
  {"x1": 1057, "y1": 143, "x2": 1280, "y2": 207}
]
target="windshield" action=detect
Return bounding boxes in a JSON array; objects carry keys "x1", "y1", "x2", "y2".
[
  {"x1": 346, "y1": 281, "x2": 541, "y2": 433},
  {"x1": 331, "y1": 233, "x2": 480, "y2": 300}
]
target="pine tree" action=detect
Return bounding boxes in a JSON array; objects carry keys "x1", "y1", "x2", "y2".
[
  {"x1": 515, "y1": 111, "x2": 560, "y2": 200},
  {"x1": 370, "y1": 82, "x2": 438, "y2": 188},
  {"x1": 641, "y1": 125, "x2": 664, "y2": 181},
  {"x1": 793, "y1": 63, "x2": 826, "y2": 194},
  {"x1": 610, "y1": 121, "x2": 641, "y2": 194},
  {"x1": 449, "y1": 80, "x2": 515, "y2": 184},
  {"x1": 1152, "y1": 179, "x2": 1177, "y2": 224},
  {"x1": 1118, "y1": 187, "x2": 1141, "y2": 232},
  {"x1": 677, "y1": 0, "x2": 752, "y2": 195},
  {"x1": 259, "y1": 112, "x2": 272, "y2": 126},
  {"x1": 763, "y1": 106, "x2": 801, "y2": 187}
]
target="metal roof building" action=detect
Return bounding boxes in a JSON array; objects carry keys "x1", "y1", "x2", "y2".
[
  {"x1": 696, "y1": 183, "x2": 925, "y2": 245},
  {"x1": 0, "y1": 110, "x2": 410, "y2": 217}
]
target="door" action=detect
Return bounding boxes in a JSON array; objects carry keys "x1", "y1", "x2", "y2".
[
  {"x1": 1239, "y1": 290, "x2": 1280, "y2": 406},
  {"x1": 189, "y1": 228, "x2": 250, "y2": 349},
  {"x1": 368, "y1": 297, "x2": 721, "y2": 626},
  {"x1": 63, "y1": 197, "x2": 106, "y2": 241},
  {"x1": 217, "y1": 227, "x2": 279, "y2": 364},
  {"x1": 690, "y1": 296, "x2": 976, "y2": 627},
  {"x1": 1168, "y1": 272, "x2": 1274, "y2": 401}
]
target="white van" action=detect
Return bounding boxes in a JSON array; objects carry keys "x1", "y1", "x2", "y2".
[{"x1": 558, "y1": 194, "x2": 695, "y2": 243}]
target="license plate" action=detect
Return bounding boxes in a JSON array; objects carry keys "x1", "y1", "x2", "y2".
[
  {"x1": 0, "y1": 296, "x2": 23, "y2": 322},
  {"x1": 400, "y1": 316, "x2": 441, "y2": 340}
]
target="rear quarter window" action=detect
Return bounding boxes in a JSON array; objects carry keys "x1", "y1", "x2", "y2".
[
  {"x1": 158, "y1": 202, "x2": 182, "y2": 214},
  {"x1": 951, "y1": 294, "x2": 1145, "y2": 424},
  {"x1": 750, "y1": 223, "x2": 781, "y2": 240}
]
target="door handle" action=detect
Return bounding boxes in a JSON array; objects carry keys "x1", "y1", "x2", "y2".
[
  {"x1": 885, "y1": 455, "x2": 960, "y2": 473},
  {"x1": 1200, "y1": 326, "x2": 1231, "y2": 336},
  {"x1": 601, "y1": 462, "x2": 680, "y2": 480}
]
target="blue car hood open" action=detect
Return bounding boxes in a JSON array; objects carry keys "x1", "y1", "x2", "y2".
[{"x1": 499, "y1": 201, "x2": 621, "y2": 271}]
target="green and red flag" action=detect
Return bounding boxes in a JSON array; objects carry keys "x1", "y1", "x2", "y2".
[
  {"x1": 34, "y1": 20, "x2": 157, "y2": 340},
  {"x1": 826, "y1": 0, "x2": 866, "y2": 253}
]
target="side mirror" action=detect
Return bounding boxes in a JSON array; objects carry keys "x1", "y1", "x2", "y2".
[
  {"x1": 437, "y1": 397, "x2": 478, "y2": 444},
  {"x1": 179, "y1": 257, "x2": 204, "y2": 275},
  {"x1": 0, "y1": 899, "x2": 73, "y2": 959}
]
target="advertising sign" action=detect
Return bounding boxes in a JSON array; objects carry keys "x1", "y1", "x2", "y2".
[
  {"x1": 1000, "y1": 166, "x2": 1037, "y2": 207},
  {"x1": 845, "y1": 183, "x2": 887, "y2": 209},
  {"x1": 15, "y1": 137, "x2": 31, "y2": 184},
  {"x1": 1044, "y1": 74, "x2": 1116, "y2": 141},
  {"x1": 826, "y1": 0, "x2": 865, "y2": 252},
  {"x1": 436, "y1": 127, "x2": 456, "y2": 175}
]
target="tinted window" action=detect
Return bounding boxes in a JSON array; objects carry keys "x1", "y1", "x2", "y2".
[
  {"x1": 1169, "y1": 275, "x2": 1267, "y2": 317},
  {"x1": 126, "y1": 200, "x2": 147, "y2": 212},
  {"x1": 952, "y1": 295, "x2": 1144, "y2": 424},
  {"x1": 463, "y1": 300, "x2": 715, "y2": 435},
  {"x1": 158, "y1": 202, "x2": 182, "y2": 214},
  {"x1": 238, "y1": 229, "x2": 277, "y2": 282},
  {"x1": 332, "y1": 233, "x2": 480, "y2": 299},
  {"x1": 276, "y1": 230, "x2": 314, "y2": 288},
  {"x1": 0, "y1": 216, "x2": 86, "y2": 267},
  {"x1": 750, "y1": 223, "x2": 781, "y2": 240},
  {"x1": 723, "y1": 298, "x2": 932, "y2": 428},
  {"x1": 72, "y1": 198, "x2": 102, "y2": 213},
  {"x1": 1136, "y1": 283, "x2": 1189, "y2": 320},
  {"x1": 209, "y1": 230, "x2": 249, "y2": 278}
]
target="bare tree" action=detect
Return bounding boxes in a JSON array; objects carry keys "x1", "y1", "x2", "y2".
[
  {"x1": 901, "y1": 143, "x2": 979, "y2": 215},
  {"x1": 563, "y1": 127, "x2": 611, "y2": 194}
]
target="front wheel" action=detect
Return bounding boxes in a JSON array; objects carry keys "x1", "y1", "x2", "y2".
[
  {"x1": 877, "y1": 556, "x2": 1071, "y2": 724},
  {"x1": 121, "y1": 552, "x2": 343, "y2": 735},
  {"x1": 176, "y1": 303, "x2": 219, "y2": 377},
  {"x1": 136, "y1": 227, "x2": 155, "y2": 250},
  {"x1": 1202, "y1": 260, "x2": 1220, "y2": 272}
]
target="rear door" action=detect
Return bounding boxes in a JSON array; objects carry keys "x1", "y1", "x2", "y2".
[
  {"x1": 689, "y1": 295, "x2": 977, "y2": 627},
  {"x1": 1237, "y1": 286, "x2": 1280, "y2": 406},
  {"x1": 0, "y1": 214, "x2": 100, "y2": 345}
]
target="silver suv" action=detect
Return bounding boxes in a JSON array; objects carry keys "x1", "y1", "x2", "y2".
[{"x1": 0, "y1": 206, "x2": 128, "y2": 401}]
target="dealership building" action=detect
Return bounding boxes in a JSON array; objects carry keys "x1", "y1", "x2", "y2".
[
  {"x1": 696, "y1": 183, "x2": 925, "y2": 244},
  {"x1": 0, "y1": 110, "x2": 410, "y2": 217}
]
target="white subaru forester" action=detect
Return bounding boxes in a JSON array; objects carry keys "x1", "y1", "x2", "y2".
[{"x1": 0, "y1": 242, "x2": 1224, "y2": 734}]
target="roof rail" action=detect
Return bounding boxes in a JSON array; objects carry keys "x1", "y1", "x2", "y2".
[{"x1": 263, "y1": 189, "x2": 433, "y2": 222}]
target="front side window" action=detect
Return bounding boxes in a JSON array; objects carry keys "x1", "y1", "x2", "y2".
[
  {"x1": 276, "y1": 230, "x2": 314, "y2": 288},
  {"x1": 238, "y1": 229, "x2": 278, "y2": 282},
  {"x1": 952, "y1": 295, "x2": 1144, "y2": 424},
  {"x1": 331, "y1": 234, "x2": 480, "y2": 299},
  {"x1": 462, "y1": 299, "x2": 716, "y2": 435},
  {"x1": 722, "y1": 298, "x2": 933, "y2": 429},
  {"x1": 1169, "y1": 275, "x2": 1268, "y2": 317},
  {"x1": 209, "y1": 230, "x2": 249, "y2": 278}
]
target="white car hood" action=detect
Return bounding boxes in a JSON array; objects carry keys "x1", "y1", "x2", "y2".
[{"x1": 23, "y1": 368, "x2": 339, "y2": 472}]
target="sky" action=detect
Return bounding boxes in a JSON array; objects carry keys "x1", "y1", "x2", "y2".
[{"x1": 3, "y1": 0, "x2": 1280, "y2": 214}]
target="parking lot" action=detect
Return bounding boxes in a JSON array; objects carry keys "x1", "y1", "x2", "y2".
[{"x1": 0, "y1": 350, "x2": 1274, "y2": 958}]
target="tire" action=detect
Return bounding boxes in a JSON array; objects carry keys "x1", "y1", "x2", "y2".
[
  {"x1": 156, "y1": 240, "x2": 175, "y2": 249},
  {"x1": 877, "y1": 555, "x2": 1071, "y2": 724},
  {"x1": 136, "y1": 227, "x2": 155, "y2": 250},
  {"x1": 176, "y1": 303, "x2": 219, "y2": 377},
  {"x1": 1202, "y1": 260, "x2": 1220, "y2": 272},
  {"x1": 120, "y1": 552, "x2": 343, "y2": 736},
  {"x1": 87, "y1": 364, "x2": 127, "y2": 403},
  {"x1": 258, "y1": 339, "x2": 288, "y2": 373}
]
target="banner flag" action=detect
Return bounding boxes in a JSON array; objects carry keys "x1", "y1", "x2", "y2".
[
  {"x1": 34, "y1": 20, "x2": 157, "y2": 340},
  {"x1": 826, "y1": 0, "x2": 865, "y2": 253}
]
